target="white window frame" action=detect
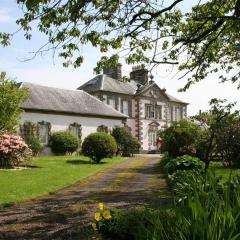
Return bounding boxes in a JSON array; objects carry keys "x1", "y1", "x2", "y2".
[
  {"x1": 171, "y1": 106, "x2": 175, "y2": 121},
  {"x1": 108, "y1": 98, "x2": 116, "y2": 109},
  {"x1": 176, "y1": 107, "x2": 181, "y2": 121},
  {"x1": 146, "y1": 105, "x2": 156, "y2": 119},
  {"x1": 122, "y1": 100, "x2": 129, "y2": 115},
  {"x1": 157, "y1": 105, "x2": 163, "y2": 120}
]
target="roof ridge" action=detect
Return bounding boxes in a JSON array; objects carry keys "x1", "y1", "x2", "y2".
[
  {"x1": 21, "y1": 81, "x2": 84, "y2": 93},
  {"x1": 100, "y1": 74, "x2": 104, "y2": 90}
]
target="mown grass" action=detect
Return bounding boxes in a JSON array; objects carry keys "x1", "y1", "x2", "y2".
[
  {"x1": 0, "y1": 155, "x2": 125, "y2": 206},
  {"x1": 210, "y1": 161, "x2": 240, "y2": 182}
]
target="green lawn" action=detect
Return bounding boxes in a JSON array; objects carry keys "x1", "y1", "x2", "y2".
[
  {"x1": 210, "y1": 161, "x2": 240, "y2": 182},
  {"x1": 0, "y1": 155, "x2": 125, "y2": 206}
]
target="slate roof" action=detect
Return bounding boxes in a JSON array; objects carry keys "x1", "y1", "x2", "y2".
[
  {"x1": 78, "y1": 74, "x2": 137, "y2": 95},
  {"x1": 78, "y1": 74, "x2": 188, "y2": 104},
  {"x1": 20, "y1": 82, "x2": 127, "y2": 119},
  {"x1": 165, "y1": 93, "x2": 188, "y2": 104}
]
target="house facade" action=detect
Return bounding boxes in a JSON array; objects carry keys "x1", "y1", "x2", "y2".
[
  {"x1": 79, "y1": 64, "x2": 188, "y2": 152},
  {"x1": 19, "y1": 82, "x2": 127, "y2": 154}
]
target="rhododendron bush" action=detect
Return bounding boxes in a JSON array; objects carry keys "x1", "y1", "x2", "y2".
[{"x1": 0, "y1": 134, "x2": 32, "y2": 167}]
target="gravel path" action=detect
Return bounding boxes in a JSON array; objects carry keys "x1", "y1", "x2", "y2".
[{"x1": 0, "y1": 154, "x2": 169, "y2": 240}]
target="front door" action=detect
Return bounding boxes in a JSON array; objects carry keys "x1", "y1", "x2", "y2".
[{"x1": 148, "y1": 130, "x2": 157, "y2": 151}]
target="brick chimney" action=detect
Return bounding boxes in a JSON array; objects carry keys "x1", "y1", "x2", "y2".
[
  {"x1": 103, "y1": 63, "x2": 122, "y2": 81},
  {"x1": 130, "y1": 64, "x2": 148, "y2": 85}
]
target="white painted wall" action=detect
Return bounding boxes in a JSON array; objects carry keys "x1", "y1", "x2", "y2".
[{"x1": 21, "y1": 112, "x2": 124, "y2": 141}]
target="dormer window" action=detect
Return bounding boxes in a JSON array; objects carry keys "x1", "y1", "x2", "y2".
[{"x1": 107, "y1": 96, "x2": 116, "y2": 109}]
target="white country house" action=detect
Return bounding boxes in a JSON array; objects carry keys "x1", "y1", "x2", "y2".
[
  {"x1": 79, "y1": 64, "x2": 188, "y2": 151},
  {"x1": 19, "y1": 65, "x2": 188, "y2": 153}
]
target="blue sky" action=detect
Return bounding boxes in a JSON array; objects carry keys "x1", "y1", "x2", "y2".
[{"x1": 0, "y1": 0, "x2": 239, "y2": 115}]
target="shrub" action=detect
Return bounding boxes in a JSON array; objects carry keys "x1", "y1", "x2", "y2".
[
  {"x1": 0, "y1": 134, "x2": 32, "y2": 167},
  {"x1": 165, "y1": 155, "x2": 204, "y2": 175},
  {"x1": 50, "y1": 131, "x2": 79, "y2": 155},
  {"x1": 160, "y1": 119, "x2": 202, "y2": 158},
  {"x1": 214, "y1": 115, "x2": 240, "y2": 167},
  {"x1": 169, "y1": 169, "x2": 205, "y2": 202},
  {"x1": 82, "y1": 132, "x2": 117, "y2": 163},
  {"x1": 97, "y1": 207, "x2": 160, "y2": 240},
  {"x1": 98, "y1": 174, "x2": 240, "y2": 240},
  {"x1": 25, "y1": 135, "x2": 43, "y2": 156},
  {"x1": 112, "y1": 127, "x2": 140, "y2": 156},
  {"x1": 159, "y1": 153, "x2": 171, "y2": 168}
]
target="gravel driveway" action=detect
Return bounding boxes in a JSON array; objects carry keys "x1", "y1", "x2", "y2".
[{"x1": 0, "y1": 154, "x2": 169, "y2": 240}]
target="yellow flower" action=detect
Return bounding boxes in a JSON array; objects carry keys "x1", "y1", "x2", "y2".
[
  {"x1": 103, "y1": 210, "x2": 112, "y2": 220},
  {"x1": 98, "y1": 202, "x2": 104, "y2": 211},
  {"x1": 94, "y1": 212, "x2": 102, "y2": 222},
  {"x1": 92, "y1": 223, "x2": 98, "y2": 231}
]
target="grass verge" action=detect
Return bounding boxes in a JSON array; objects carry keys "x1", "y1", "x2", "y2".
[{"x1": 0, "y1": 155, "x2": 125, "y2": 206}]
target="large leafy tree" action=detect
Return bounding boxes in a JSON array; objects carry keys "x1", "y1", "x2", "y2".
[
  {"x1": 0, "y1": 72, "x2": 29, "y2": 133},
  {"x1": 194, "y1": 98, "x2": 238, "y2": 170},
  {"x1": 1, "y1": 0, "x2": 240, "y2": 89}
]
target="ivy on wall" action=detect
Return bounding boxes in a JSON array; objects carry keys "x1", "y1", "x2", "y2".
[{"x1": 20, "y1": 121, "x2": 38, "y2": 139}]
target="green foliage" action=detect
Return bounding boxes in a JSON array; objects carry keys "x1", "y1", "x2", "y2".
[
  {"x1": 159, "y1": 153, "x2": 171, "y2": 169},
  {"x1": 194, "y1": 98, "x2": 239, "y2": 170},
  {"x1": 214, "y1": 114, "x2": 240, "y2": 167},
  {"x1": 82, "y1": 132, "x2": 117, "y2": 163},
  {"x1": 169, "y1": 173, "x2": 240, "y2": 240},
  {"x1": 165, "y1": 155, "x2": 204, "y2": 175},
  {"x1": 50, "y1": 131, "x2": 79, "y2": 155},
  {"x1": 175, "y1": 1, "x2": 240, "y2": 90},
  {"x1": 101, "y1": 173, "x2": 240, "y2": 240},
  {"x1": 169, "y1": 169, "x2": 207, "y2": 203},
  {"x1": 20, "y1": 122, "x2": 43, "y2": 156},
  {"x1": 25, "y1": 135, "x2": 43, "y2": 156},
  {"x1": 112, "y1": 127, "x2": 140, "y2": 157},
  {"x1": 0, "y1": 72, "x2": 28, "y2": 133},
  {"x1": 160, "y1": 119, "x2": 202, "y2": 158},
  {"x1": 2, "y1": 1, "x2": 240, "y2": 89},
  {"x1": 98, "y1": 207, "x2": 160, "y2": 240}
]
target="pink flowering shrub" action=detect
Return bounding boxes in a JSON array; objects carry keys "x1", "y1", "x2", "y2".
[{"x1": 0, "y1": 134, "x2": 32, "y2": 167}]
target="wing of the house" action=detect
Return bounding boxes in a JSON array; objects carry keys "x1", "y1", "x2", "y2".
[{"x1": 19, "y1": 82, "x2": 127, "y2": 153}]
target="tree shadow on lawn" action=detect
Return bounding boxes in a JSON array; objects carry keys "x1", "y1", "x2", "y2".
[
  {"x1": 0, "y1": 188, "x2": 171, "y2": 240},
  {"x1": 66, "y1": 159, "x2": 106, "y2": 165},
  {"x1": 0, "y1": 165, "x2": 41, "y2": 171}
]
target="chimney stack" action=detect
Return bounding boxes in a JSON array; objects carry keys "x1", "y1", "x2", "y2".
[
  {"x1": 130, "y1": 64, "x2": 148, "y2": 85},
  {"x1": 103, "y1": 63, "x2": 122, "y2": 81}
]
